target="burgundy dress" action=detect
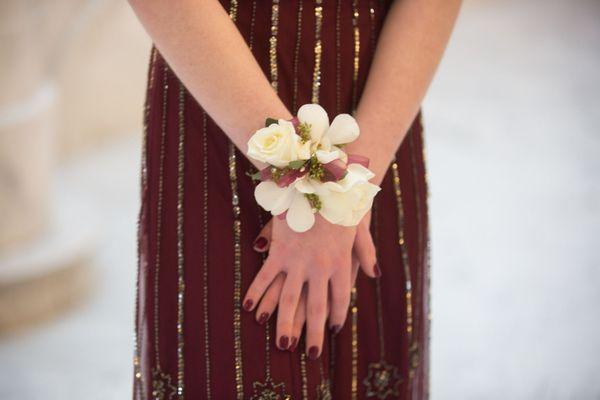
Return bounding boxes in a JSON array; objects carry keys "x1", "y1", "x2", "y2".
[{"x1": 132, "y1": 0, "x2": 430, "y2": 399}]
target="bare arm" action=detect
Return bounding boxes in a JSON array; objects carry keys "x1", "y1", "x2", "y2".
[
  {"x1": 348, "y1": 0, "x2": 462, "y2": 184},
  {"x1": 128, "y1": 0, "x2": 291, "y2": 168}
]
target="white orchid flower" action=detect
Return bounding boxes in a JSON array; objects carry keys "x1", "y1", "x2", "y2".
[
  {"x1": 297, "y1": 104, "x2": 359, "y2": 163},
  {"x1": 254, "y1": 177, "x2": 316, "y2": 233},
  {"x1": 316, "y1": 164, "x2": 380, "y2": 225}
]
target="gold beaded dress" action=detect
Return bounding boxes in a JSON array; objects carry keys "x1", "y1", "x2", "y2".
[{"x1": 132, "y1": 0, "x2": 430, "y2": 398}]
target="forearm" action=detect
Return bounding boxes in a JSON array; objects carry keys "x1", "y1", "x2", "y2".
[
  {"x1": 128, "y1": 0, "x2": 291, "y2": 167},
  {"x1": 347, "y1": 0, "x2": 461, "y2": 185}
]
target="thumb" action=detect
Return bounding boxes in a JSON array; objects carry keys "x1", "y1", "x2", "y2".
[{"x1": 253, "y1": 218, "x2": 273, "y2": 252}]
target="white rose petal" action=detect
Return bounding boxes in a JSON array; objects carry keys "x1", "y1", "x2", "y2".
[{"x1": 247, "y1": 121, "x2": 300, "y2": 168}]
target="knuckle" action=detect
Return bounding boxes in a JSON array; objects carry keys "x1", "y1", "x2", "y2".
[
  {"x1": 255, "y1": 271, "x2": 271, "y2": 286},
  {"x1": 281, "y1": 293, "x2": 297, "y2": 307},
  {"x1": 308, "y1": 301, "x2": 326, "y2": 316},
  {"x1": 336, "y1": 292, "x2": 351, "y2": 308}
]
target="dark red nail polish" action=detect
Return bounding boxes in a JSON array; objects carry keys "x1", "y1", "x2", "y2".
[
  {"x1": 374, "y1": 263, "x2": 382, "y2": 277},
  {"x1": 308, "y1": 346, "x2": 319, "y2": 360},
  {"x1": 331, "y1": 324, "x2": 342, "y2": 335},
  {"x1": 289, "y1": 337, "x2": 298, "y2": 352},
  {"x1": 253, "y1": 236, "x2": 268, "y2": 251},
  {"x1": 279, "y1": 336, "x2": 289, "y2": 350},
  {"x1": 258, "y1": 312, "x2": 269, "y2": 325},
  {"x1": 243, "y1": 299, "x2": 253, "y2": 311}
]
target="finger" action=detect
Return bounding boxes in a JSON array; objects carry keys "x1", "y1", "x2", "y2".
[
  {"x1": 289, "y1": 285, "x2": 307, "y2": 352},
  {"x1": 328, "y1": 267, "x2": 351, "y2": 334},
  {"x1": 354, "y1": 224, "x2": 379, "y2": 278},
  {"x1": 255, "y1": 272, "x2": 285, "y2": 325},
  {"x1": 253, "y1": 218, "x2": 273, "y2": 252},
  {"x1": 276, "y1": 269, "x2": 304, "y2": 350},
  {"x1": 243, "y1": 254, "x2": 281, "y2": 311},
  {"x1": 306, "y1": 276, "x2": 328, "y2": 360}
]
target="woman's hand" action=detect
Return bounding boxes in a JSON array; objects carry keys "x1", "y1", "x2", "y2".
[{"x1": 244, "y1": 212, "x2": 379, "y2": 358}]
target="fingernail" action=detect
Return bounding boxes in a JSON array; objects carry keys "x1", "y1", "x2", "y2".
[
  {"x1": 308, "y1": 346, "x2": 319, "y2": 360},
  {"x1": 278, "y1": 336, "x2": 289, "y2": 350},
  {"x1": 331, "y1": 324, "x2": 342, "y2": 335},
  {"x1": 243, "y1": 299, "x2": 253, "y2": 311},
  {"x1": 374, "y1": 263, "x2": 382, "y2": 277},
  {"x1": 289, "y1": 337, "x2": 298, "y2": 352},
  {"x1": 258, "y1": 312, "x2": 269, "y2": 325},
  {"x1": 253, "y1": 236, "x2": 268, "y2": 251}
]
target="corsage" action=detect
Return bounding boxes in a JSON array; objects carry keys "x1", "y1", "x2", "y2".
[{"x1": 247, "y1": 104, "x2": 381, "y2": 233}]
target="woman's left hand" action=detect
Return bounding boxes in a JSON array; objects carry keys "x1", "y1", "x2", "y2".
[{"x1": 246, "y1": 212, "x2": 377, "y2": 353}]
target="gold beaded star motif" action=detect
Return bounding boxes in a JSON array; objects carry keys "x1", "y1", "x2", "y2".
[
  {"x1": 251, "y1": 378, "x2": 290, "y2": 400},
  {"x1": 151, "y1": 367, "x2": 176, "y2": 400},
  {"x1": 362, "y1": 360, "x2": 402, "y2": 399}
]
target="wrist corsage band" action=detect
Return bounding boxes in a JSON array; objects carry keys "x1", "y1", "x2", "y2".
[{"x1": 247, "y1": 104, "x2": 381, "y2": 233}]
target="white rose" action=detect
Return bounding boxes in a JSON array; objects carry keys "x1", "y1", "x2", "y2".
[{"x1": 247, "y1": 119, "x2": 310, "y2": 168}]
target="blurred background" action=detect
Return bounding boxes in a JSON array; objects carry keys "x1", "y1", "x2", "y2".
[{"x1": 0, "y1": 0, "x2": 598, "y2": 399}]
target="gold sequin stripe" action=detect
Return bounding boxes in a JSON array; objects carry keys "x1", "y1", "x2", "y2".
[
  {"x1": 133, "y1": 45, "x2": 157, "y2": 400},
  {"x1": 175, "y1": 83, "x2": 187, "y2": 398},
  {"x1": 350, "y1": 5, "x2": 360, "y2": 397},
  {"x1": 351, "y1": 0, "x2": 360, "y2": 111},
  {"x1": 311, "y1": 0, "x2": 323, "y2": 104},
  {"x1": 334, "y1": 0, "x2": 342, "y2": 114},
  {"x1": 316, "y1": 362, "x2": 332, "y2": 399},
  {"x1": 372, "y1": 205, "x2": 386, "y2": 360},
  {"x1": 368, "y1": 0, "x2": 376, "y2": 57},
  {"x1": 350, "y1": 287, "x2": 359, "y2": 400},
  {"x1": 202, "y1": 111, "x2": 212, "y2": 399},
  {"x1": 229, "y1": 140, "x2": 244, "y2": 400},
  {"x1": 249, "y1": 0, "x2": 257, "y2": 51},
  {"x1": 300, "y1": 352, "x2": 309, "y2": 399},
  {"x1": 269, "y1": 0, "x2": 280, "y2": 92},
  {"x1": 228, "y1": 0, "x2": 238, "y2": 22},
  {"x1": 391, "y1": 161, "x2": 416, "y2": 383},
  {"x1": 151, "y1": 63, "x2": 177, "y2": 400},
  {"x1": 153, "y1": 63, "x2": 169, "y2": 368},
  {"x1": 225, "y1": 4, "x2": 244, "y2": 399},
  {"x1": 292, "y1": 0, "x2": 304, "y2": 113}
]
